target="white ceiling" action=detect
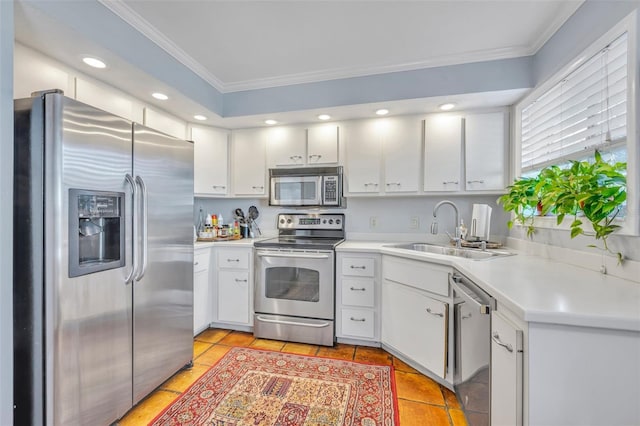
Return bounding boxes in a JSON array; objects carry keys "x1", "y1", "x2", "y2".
[
  {"x1": 109, "y1": 0, "x2": 583, "y2": 92},
  {"x1": 14, "y1": 0, "x2": 583, "y2": 128}
]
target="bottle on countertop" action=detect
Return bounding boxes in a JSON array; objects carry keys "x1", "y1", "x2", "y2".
[
  {"x1": 218, "y1": 214, "x2": 224, "y2": 226},
  {"x1": 459, "y1": 219, "x2": 468, "y2": 240}
]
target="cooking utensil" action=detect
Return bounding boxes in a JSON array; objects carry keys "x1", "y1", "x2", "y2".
[
  {"x1": 247, "y1": 205, "x2": 261, "y2": 236},
  {"x1": 234, "y1": 208, "x2": 246, "y2": 223}
]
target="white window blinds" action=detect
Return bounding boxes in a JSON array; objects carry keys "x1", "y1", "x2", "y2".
[{"x1": 521, "y1": 32, "x2": 628, "y2": 172}]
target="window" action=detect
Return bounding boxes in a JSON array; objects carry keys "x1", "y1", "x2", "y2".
[
  {"x1": 521, "y1": 32, "x2": 627, "y2": 173},
  {"x1": 514, "y1": 12, "x2": 637, "y2": 235}
]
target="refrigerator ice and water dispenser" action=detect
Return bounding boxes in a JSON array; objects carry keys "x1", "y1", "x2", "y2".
[{"x1": 69, "y1": 189, "x2": 125, "y2": 277}]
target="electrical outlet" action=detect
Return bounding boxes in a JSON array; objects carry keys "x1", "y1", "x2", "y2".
[
  {"x1": 410, "y1": 216, "x2": 420, "y2": 229},
  {"x1": 369, "y1": 216, "x2": 378, "y2": 229}
]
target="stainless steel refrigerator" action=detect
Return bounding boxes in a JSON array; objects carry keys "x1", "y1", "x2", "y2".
[{"x1": 13, "y1": 91, "x2": 194, "y2": 425}]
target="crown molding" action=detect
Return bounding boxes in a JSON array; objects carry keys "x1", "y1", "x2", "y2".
[
  {"x1": 98, "y1": 0, "x2": 226, "y2": 92},
  {"x1": 528, "y1": 0, "x2": 585, "y2": 53},
  {"x1": 222, "y1": 45, "x2": 533, "y2": 92}
]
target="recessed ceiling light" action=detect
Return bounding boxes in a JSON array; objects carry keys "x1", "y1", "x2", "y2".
[
  {"x1": 265, "y1": 119, "x2": 278, "y2": 125},
  {"x1": 439, "y1": 103, "x2": 456, "y2": 111},
  {"x1": 194, "y1": 115, "x2": 207, "y2": 121},
  {"x1": 376, "y1": 109, "x2": 389, "y2": 116},
  {"x1": 318, "y1": 114, "x2": 331, "y2": 121},
  {"x1": 152, "y1": 92, "x2": 169, "y2": 101},
  {"x1": 82, "y1": 56, "x2": 106, "y2": 69}
]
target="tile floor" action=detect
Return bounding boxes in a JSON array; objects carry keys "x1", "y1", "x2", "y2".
[{"x1": 118, "y1": 328, "x2": 468, "y2": 426}]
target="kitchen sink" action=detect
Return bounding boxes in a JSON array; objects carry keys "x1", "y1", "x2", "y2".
[{"x1": 387, "y1": 242, "x2": 514, "y2": 260}]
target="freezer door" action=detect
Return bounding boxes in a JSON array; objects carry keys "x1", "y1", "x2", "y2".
[
  {"x1": 13, "y1": 93, "x2": 134, "y2": 426},
  {"x1": 132, "y1": 124, "x2": 194, "y2": 403}
]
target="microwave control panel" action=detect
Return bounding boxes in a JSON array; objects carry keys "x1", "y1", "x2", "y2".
[{"x1": 322, "y1": 175, "x2": 339, "y2": 205}]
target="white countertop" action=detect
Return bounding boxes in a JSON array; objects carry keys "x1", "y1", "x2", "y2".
[
  {"x1": 338, "y1": 240, "x2": 640, "y2": 332},
  {"x1": 194, "y1": 238, "x2": 264, "y2": 249}
]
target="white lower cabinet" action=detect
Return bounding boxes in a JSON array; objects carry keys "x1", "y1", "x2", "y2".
[
  {"x1": 213, "y1": 247, "x2": 253, "y2": 327},
  {"x1": 381, "y1": 256, "x2": 452, "y2": 382},
  {"x1": 193, "y1": 248, "x2": 212, "y2": 335},
  {"x1": 217, "y1": 270, "x2": 250, "y2": 324},
  {"x1": 491, "y1": 310, "x2": 523, "y2": 426},
  {"x1": 336, "y1": 253, "x2": 381, "y2": 344},
  {"x1": 382, "y1": 279, "x2": 448, "y2": 378}
]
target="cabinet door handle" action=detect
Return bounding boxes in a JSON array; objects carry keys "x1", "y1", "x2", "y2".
[
  {"x1": 251, "y1": 185, "x2": 264, "y2": 190},
  {"x1": 350, "y1": 265, "x2": 366, "y2": 270},
  {"x1": 442, "y1": 181, "x2": 459, "y2": 185},
  {"x1": 426, "y1": 308, "x2": 444, "y2": 317},
  {"x1": 462, "y1": 313, "x2": 472, "y2": 320},
  {"x1": 363, "y1": 182, "x2": 378, "y2": 187},
  {"x1": 467, "y1": 179, "x2": 485, "y2": 184},
  {"x1": 234, "y1": 278, "x2": 248, "y2": 283},
  {"x1": 309, "y1": 154, "x2": 322, "y2": 161},
  {"x1": 227, "y1": 258, "x2": 240, "y2": 262},
  {"x1": 385, "y1": 182, "x2": 401, "y2": 186},
  {"x1": 194, "y1": 262, "x2": 199, "y2": 266},
  {"x1": 212, "y1": 185, "x2": 226, "y2": 189},
  {"x1": 492, "y1": 332, "x2": 514, "y2": 352},
  {"x1": 349, "y1": 287, "x2": 366, "y2": 291},
  {"x1": 350, "y1": 317, "x2": 366, "y2": 322}
]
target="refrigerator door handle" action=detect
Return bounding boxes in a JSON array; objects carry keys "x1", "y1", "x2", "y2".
[
  {"x1": 135, "y1": 175, "x2": 148, "y2": 281},
  {"x1": 124, "y1": 174, "x2": 137, "y2": 283}
]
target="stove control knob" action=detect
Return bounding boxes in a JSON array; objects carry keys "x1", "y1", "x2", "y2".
[
  {"x1": 279, "y1": 218, "x2": 285, "y2": 224},
  {"x1": 323, "y1": 219, "x2": 327, "y2": 224},
  {"x1": 336, "y1": 219, "x2": 341, "y2": 225},
  {"x1": 328, "y1": 219, "x2": 334, "y2": 224},
  {"x1": 287, "y1": 218, "x2": 292, "y2": 224}
]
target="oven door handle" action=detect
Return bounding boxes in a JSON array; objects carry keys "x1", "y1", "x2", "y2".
[
  {"x1": 256, "y1": 252, "x2": 331, "y2": 260},
  {"x1": 255, "y1": 315, "x2": 332, "y2": 328}
]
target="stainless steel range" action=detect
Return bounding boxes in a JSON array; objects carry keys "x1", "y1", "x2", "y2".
[{"x1": 254, "y1": 213, "x2": 345, "y2": 346}]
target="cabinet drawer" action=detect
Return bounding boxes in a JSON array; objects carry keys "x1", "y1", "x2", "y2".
[
  {"x1": 341, "y1": 257, "x2": 375, "y2": 277},
  {"x1": 341, "y1": 278, "x2": 375, "y2": 307},
  {"x1": 341, "y1": 308, "x2": 375, "y2": 339},
  {"x1": 194, "y1": 250, "x2": 209, "y2": 273},
  {"x1": 383, "y1": 256, "x2": 450, "y2": 297},
  {"x1": 217, "y1": 249, "x2": 249, "y2": 269}
]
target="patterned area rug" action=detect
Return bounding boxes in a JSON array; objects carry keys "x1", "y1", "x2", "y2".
[{"x1": 150, "y1": 347, "x2": 399, "y2": 425}]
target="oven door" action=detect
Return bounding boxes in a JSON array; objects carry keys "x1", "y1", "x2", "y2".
[
  {"x1": 255, "y1": 249, "x2": 334, "y2": 319},
  {"x1": 270, "y1": 176, "x2": 322, "y2": 206}
]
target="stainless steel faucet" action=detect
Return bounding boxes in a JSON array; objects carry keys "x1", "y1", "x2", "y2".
[{"x1": 431, "y1": 200, "x2": 462, "y2": 248}]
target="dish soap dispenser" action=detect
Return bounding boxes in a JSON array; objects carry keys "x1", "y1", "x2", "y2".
[{"x1": 459, "y1": 219, "x2": 468, "y2": 240}]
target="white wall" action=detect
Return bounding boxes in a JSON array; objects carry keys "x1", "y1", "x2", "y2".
[{"x1": 0, "y1": 1, "x2": 13, "y2": 424}]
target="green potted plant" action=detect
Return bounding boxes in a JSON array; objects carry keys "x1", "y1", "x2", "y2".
[
  {"x1": 497, "y1": 175, "x2": 552, "y2": 238},
  {"x1": 542, "y1": 151, "x2": 626, "y2": 263},
  {"x1": 499, "y1": 151, "x2": 627, "y2": 264}
]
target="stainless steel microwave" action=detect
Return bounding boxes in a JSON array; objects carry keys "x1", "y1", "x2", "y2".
[{"x1": 269, "y1": 166, "x2": 345, "y2": 207}]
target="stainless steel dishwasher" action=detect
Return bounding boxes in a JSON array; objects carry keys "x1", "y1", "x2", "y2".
[{"x1": 451, "y1": 270, "x2": 495, "y2": 426}]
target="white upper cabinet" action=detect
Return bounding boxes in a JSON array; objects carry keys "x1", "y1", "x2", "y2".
[
  {"x1": 191, "y1": 125, "x2": 229, "y2": 197},
  {"x1": 344, "y1": 119, "x2": 383, "y2": 194},
  {"x1": 383, "y1": 116, "x2": 421, "y2": 193},
  {"x1": 267, "y1": 126, "x2": 307, "y2": 167},
  {"x1": 14, "y1": 44, "x2": 73, "y2": 99},
  {"x1": 231, "y1": 128, "x2": 267, "y2": 197},
  {"x1": 345, "y1": 117, "x2": 421, "y2": 195},
  {"x1": 465, "y1": 111, "x2": 508, "y2": 191},
  {"x1": 424, "y1": 114, "x2": 463, "y2": 192},
  {"x1": 75, "y1": 78, "x2": 142, "y2": 123},
  {"x1": 267, "y1": 124, "x2": 339, "y2": 167},
  {"x1": 143, "y1": 107, "x2": 188, "y2": 140},
  {"x1": 307, "y1": 124, "x2": 339, "y2": 164}
]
